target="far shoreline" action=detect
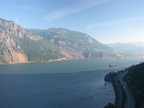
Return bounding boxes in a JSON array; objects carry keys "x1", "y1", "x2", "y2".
[{"x1": 0, "y1": 57, "x2": 143, "y2": 66}]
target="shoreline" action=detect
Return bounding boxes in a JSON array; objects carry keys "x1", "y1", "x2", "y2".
[
  {"x1": 0, "y1": 57, "x2": 143, "y2": 65},
  {"x1": 104, "y1": 68, "x2": 136, "y2": 108},
  {"x1": 0, "y1": 58, "x2": 115, "y2": 65}
]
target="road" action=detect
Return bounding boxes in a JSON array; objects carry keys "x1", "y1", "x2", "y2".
[
  {"x1": 114, "y1": 76, "x2": 123, "y2": 108},
  {"x1": 118, "y1": 71, "x2": 135, "y2": 108}
]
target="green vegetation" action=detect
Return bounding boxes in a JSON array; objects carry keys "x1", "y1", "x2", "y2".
[
  {"x1": 29, "y1": 28, "x2": 112, "y2": 51},
  {"x1": 104, "y1": 72, "x2": 117, "y2": 108},
  {"x1": 10, "y1": 34, "x2": 63, "y2": 62},
  {"x1": 104, "y1": 70, "x2": 128, "y2": 108},
  {"x1": 104, "y1": 71, "x2": 118, "y2": 82},
  {"x1": 28, "y1": 28, "x2": 123, "y2": 59},
  {"x1": 125, "y1": 63, "x2": 144, "y2": 108},
  {"x1": 0, "y1": 18, "x2": 124, "y2": 64},
  {"x1": 0, "y1": 54, "x2": 6, "y2": 63},
  {"x1": 104, "y1": 103, "x2": 114, "y2": 108}
]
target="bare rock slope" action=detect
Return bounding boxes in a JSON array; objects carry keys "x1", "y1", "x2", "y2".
[{"x1": 0, "y1": 18, "x2": 124, "y2": 64}]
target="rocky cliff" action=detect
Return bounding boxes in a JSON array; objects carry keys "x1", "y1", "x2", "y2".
[
  {"x1": 0, "y1": 18, "x2": 28, "y2": 63},
  {"x1": 29, "y1": 28, "x2": 125, "y2": 59},
  {"x1": 0, "y1": 18, "x2": 125, "y2": 64},
  {"x1": 0, "y1": 18, "x2": 63, "y2": 63}
]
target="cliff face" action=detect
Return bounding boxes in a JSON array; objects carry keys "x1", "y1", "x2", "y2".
[
  {"x1": 0, "y1": 18, "x2": 125, "y2": 64},
  {"x1": 0, "y1": 19, "x2": 28, "y2": 63},
  {"x1": 0, "y1": 18, "x2": 63, "y2": 63}
]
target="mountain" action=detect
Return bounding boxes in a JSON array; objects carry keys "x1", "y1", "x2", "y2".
[
  {"x1": 108, "y1": 42, "x2": 144, "y2": 57},
  {"x1": 28, "y1": 28, "x2": 124, "y2": 59},
  {"x1": 0, "y1": 18, "x2": 124, "y2": 64},
  {"x1": 0, "y1": 18, "x2": 63, "y2": 63}
]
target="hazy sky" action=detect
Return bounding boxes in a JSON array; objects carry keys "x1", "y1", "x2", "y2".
[{"x1": 0, "y1": 0, "x2": 144, "y2": 43}]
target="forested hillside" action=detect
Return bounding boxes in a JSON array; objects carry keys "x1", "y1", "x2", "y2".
[{"x1": 125, "y1": 62, "x2": 144, "y2": 108}]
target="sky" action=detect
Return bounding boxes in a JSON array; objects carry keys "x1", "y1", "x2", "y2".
[{"x1": 0, "y1": 0, "x2": 144, "y2": 44}]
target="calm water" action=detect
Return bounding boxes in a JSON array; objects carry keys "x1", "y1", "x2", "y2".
[{"x1": 0, "y1": 58, "x2": 143, "y2": 108}]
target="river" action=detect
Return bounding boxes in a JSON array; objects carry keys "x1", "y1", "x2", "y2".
[{"x1": 0, "y1": 58, "x2": 143, "y2": 108}]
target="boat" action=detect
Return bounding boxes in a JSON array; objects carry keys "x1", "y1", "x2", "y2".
[{"x1": 109, "y1": 65, "x2": 117, "y2": 67}]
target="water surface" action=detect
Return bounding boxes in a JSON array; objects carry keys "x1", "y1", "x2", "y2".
[{"x1": 0, "y1": 58, "x2": 143, "y2": 108}]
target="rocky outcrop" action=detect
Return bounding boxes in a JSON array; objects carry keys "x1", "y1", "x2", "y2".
[
  {"x1": 0, "y1": 18, "x2": 63, "y2": 63},
  {"x1": 0, "y1": 19, "x2": 28, "y2": 63},
  {"x1": 0, "y1": 18, "x2": 42, "y2": 40}
]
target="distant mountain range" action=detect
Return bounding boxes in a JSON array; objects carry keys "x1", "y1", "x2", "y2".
[
  {"x1": 0, "y1": 18, "x2": 124, "y2": 64},
  {"x1": 108, "y1": 42, "x2": 144, "y2": 57}
]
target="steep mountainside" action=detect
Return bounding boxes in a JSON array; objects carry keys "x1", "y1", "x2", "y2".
[
  {"x1": 29, "y1": 28, "x2": 124, "y2": 59},
  {"x1": 0, "y1": 18, "x2": 124, "y2": 64},
  {"x1": 0, "y1": 18, "x2": 63, "y2": 63}
]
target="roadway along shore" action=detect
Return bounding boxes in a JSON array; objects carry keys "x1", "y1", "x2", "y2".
[
  {"x1": 105, "y1": 70, "x2": 135, "y2": 108},
  {"x1": 117, "y1": 71, "x2": 135, "y2": 108},
  {"x1": 113, "y1": 70, "x2": 135, "y2": 108}
]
